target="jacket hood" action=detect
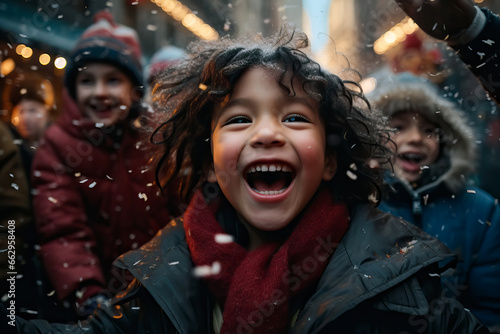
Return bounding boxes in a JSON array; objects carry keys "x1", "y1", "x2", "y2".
[{"x1": 370, "y1": 76, "x2": 477, "y2": 193}]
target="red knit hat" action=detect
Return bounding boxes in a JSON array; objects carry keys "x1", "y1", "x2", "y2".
[{"x1": 64, "y1": 10, "x2": 143, "y2": 99}]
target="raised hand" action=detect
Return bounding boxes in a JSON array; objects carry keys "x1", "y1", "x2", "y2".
[{"x1": 394, "y1": 0, "x2": 476, "y2": 39}]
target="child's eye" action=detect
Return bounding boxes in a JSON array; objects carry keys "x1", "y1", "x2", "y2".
[
  {"x1": 283, "y1": 114, "x2": 310, "y2": 123},
  {"x1": 108, "y1": 77, "x2": 123, "y2": 85},
  {"x1": 224, "y1": 115, "x2": 251, "y2": 125},
  {"x1": 78, "y1": 77, "x2": 93, "y2": 85}
]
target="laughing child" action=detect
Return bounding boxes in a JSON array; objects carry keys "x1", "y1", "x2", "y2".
[
  {"x1": 372, "y1": 75, "x2": 500, "y2": 331},
  {"x1": 29, "y1": 11, "x2": 178, "y2": 318},
  {"x1": 15, "y1": 26, "x2": 489, "y2": 333}
]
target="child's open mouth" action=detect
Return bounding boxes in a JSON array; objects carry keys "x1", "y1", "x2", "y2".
[
  {"x1": 398, "y1": 152, "x2": 425, "y2": 172},
  {"x1": 245, "y1": 163, "x2": 295, "y2": 195}
]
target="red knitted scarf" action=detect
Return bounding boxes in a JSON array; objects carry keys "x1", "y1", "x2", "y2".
[{"x1": 184, "y1": 189, "x2": 349, "y2": 333}]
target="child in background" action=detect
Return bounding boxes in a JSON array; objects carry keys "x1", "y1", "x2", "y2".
[
  {"x1": 16, "y1": 26, "x2": 488, "y2": 333},
  {"x1": 7, "y1": 77, "x2": 54, "y2": 181},
  {"x1": 371, "y1": 75, "x2": 500, "y2": 331},
  {"x1": 30, "y1": 10, "x2": 178, "y2": 318}
]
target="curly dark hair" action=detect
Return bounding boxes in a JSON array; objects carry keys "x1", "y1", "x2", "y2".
[{"x1": 151, "y1": 26, "x2": 390, "y2": 207}]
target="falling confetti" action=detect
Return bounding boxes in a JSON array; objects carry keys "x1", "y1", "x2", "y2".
[
  {"x1": 89, "y1": 182, "x2": 97, "y2": 188},
  {"x1": 346, "y1": 170, "x2": 357, "y2": 180},
  {"x1": 48, "y1": 197, "x2": 58, "y2": 203},
  {"x1": 215, "y1": 234, "x2": 234, "y2": 244},
  {"x1": 11, "y1": 183, "x2": 19, "y2": 190},
  {"x1": 193, "y1": 261, "x2": 221, "y2": 277}
]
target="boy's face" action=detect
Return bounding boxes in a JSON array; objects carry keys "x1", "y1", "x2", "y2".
[
  {"x1": 388, "y1": 111, "x2": 440, "y2": 183},
  {"x1": 209, "y1": 66, "x2": 337, "y2": 232},
  {"x1": 11, "y1": 99, "x2": 50, "y2": 142},
  {"x1": 75, "y1": 63, "x2": 134, "y2": 127}
]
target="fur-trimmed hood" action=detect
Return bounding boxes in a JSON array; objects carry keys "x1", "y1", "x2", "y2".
[{"x1": 370, "y1": 76, "x2": 476, "y2": 193}]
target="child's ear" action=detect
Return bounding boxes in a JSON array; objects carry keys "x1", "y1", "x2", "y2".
[
  {"x1": 323, "y1": 152, "x2": 337, "y2": 181},
  {"x1": 204, "y1": 160, "x2": 217, "y2": 183},
  {"x1": 207, "y1": 167, "x2": 217, "y2": 183}
]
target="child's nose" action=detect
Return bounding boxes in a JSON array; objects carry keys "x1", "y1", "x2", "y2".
[
  {"x1": 406, "y1": 126, "x2": 424, "y2": 142},
  {"x1": 93, "y1": 81, "x2": 108, "y2": 96},
  {"x1": 250, "y1": 123, "x2": 285, "y2": 147}
]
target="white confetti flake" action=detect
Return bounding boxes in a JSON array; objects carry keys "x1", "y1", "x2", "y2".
[
  {"x1": 89, "y1": 181, "x2": 97, "y2": 188},
  {"x1": 47, "y1": 290, "x2": 55, "y2": 296},
  {"x1": 95, "y1": 122, "x2": 105, "y2": 128},
  {"x1": 133, "y1": 260, "x2": 141, "y2": 266},
  {"x1": 428, "y1": 273, "x2": 440, "y2": 277},
  {"x1": 79, "y1": 179, "x2": 88, "y2": 184},
  {"x1": 467, "y1": 189, "x2": 477, "y2": 194},
  {"x1": 193, "y1": 261, "x2": 221, "y2": 277},
  {"x1": 215, "y1": 234, "x2": 234, "y2": 244},
  {"x1": 477, "y1": 52, "x2": 485, "y2": 60},
  {"x1": 106, "y1": 175, "x2": 113, "y2": 180},
  {"x1": 48, "y1": 196, "x2": 58, "y2": 203},
  {"x1": 11, "y1": 183, "x2": 19, "y2": 190},
  {"x1": 368, "y1": 193, "x2": 377, "y2": 203},
  {"x1": 349, "y1": 163, "x2": 357, "y2": 171},
  {"x1": 193, "y1": 265, "x2": 211, "y2": 277},
  {"x1": 138, "y1": 193, "x2": 148, "y2": 201},
  {"x1": 346, "y1": 170, "x2": 357, "y2": 180},
  {"x1": 482, "y1": 39, "x2": 495, "y2": 46},
  {"x1": 168, "y1": 261, "x2": 179, "y2": 266}
]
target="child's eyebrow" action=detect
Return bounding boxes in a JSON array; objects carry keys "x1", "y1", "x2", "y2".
[{"x1": 223, "y1": 96, "x2": 315, "y2": 111}]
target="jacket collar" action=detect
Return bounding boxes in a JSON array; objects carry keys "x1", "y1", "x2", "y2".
[{"x1": 291, "y1": 204, "x2": 454, "y2": 333}]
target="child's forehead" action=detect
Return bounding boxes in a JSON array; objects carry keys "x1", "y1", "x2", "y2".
[{"x1": 391, "y1": 110, "x2": 436, "y2": 125}]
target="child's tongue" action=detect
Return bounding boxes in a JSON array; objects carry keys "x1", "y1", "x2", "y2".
[{"x1": 251, "y1": 177, "x2": 287, "y2": 192}]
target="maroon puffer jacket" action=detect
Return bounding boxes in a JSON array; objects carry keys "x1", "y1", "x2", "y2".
[{"x1": 32, "y1": 90, "x2": 177, "y2": 303}]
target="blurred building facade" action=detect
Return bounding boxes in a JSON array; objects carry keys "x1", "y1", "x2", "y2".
[{"x1": 2, "y1": 0, "x2": 499, "y2": 197}]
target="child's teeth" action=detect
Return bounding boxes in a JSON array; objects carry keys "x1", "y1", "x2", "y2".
[
  {"x1": 255, "y1": 188, "x2": 287, "y2": 195},
  {"x1": 248, "y1": 164, "x2": 292, "y2": 173}
]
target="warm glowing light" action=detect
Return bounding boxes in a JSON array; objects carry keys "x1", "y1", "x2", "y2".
[
  {"x1": 383, "y1": 31, "x2": 397, "y2": 44},
  {"x1": 162, "y1": 0, "x2": 177, "y2": 12},
  {"x1": 182, "y1": 13, "x2": 197, "y2": 27},
  {"x1": 15, "y1": 44, "x2": 26, "y2": 55},
  {"x1": 474, "y1": 0, "x2": 484, "y2": 3},
  {"x1": 373, "y1": 17, "x2": 419, "y2": 55},
  {"x1": 151, "y1": 0, "x2": 218, "y2": 40},
  {"x1": 1, "y1": 58, "x2": 16, "y2": 76},
  {"x1": 21, "y1": 47, "x2": 33, "y2": 58},
  {"x1": 39, "y1": 53, "x2": 51, "y2": 65},
  {"x1": 54, "y1": 56, "x2": 67, "y2": 69},
  {"x1": 360, "y1": 77, "x2": 377, "y2": 95}
]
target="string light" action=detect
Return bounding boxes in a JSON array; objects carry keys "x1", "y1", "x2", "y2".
[
  {"x1": 373, "y1": 17, "x2": 419, "y2": 55},
  {"x1": 151, "y1": 0, "x2": 218, "y2": 40},
  {"x1": 54, "y1": 56, "x2": 67, "y2": 69}
]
